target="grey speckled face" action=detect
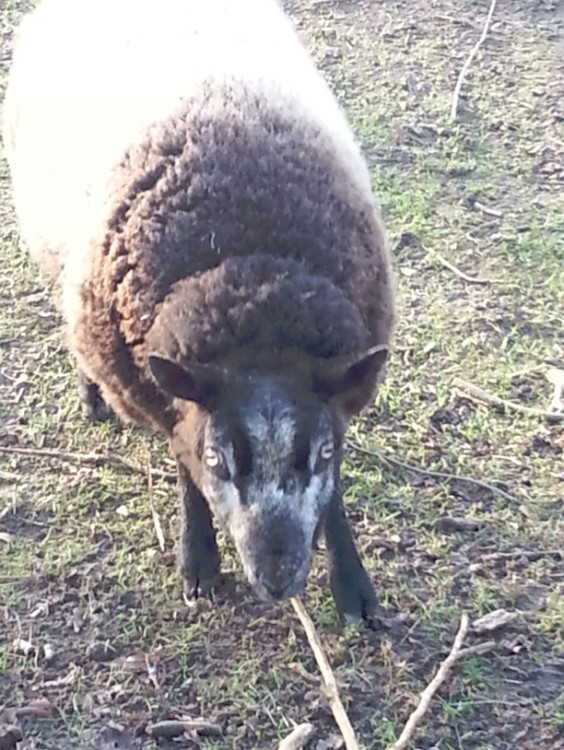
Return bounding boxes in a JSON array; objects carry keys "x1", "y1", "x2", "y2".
[{"x1": 199, "y1": 375, "x2": 337, "y2": 601}]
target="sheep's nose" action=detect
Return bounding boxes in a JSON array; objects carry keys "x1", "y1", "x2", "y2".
[{"x1": 263, "y1": 580, "x2": 287, "y2": 600}]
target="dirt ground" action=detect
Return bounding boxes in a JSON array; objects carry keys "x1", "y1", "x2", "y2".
[{"x1": 1, "y1": 1, "x2": 563, "y2": 749}]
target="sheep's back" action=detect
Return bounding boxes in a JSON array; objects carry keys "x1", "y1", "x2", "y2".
[
  {"x1": 3, "y1": 0, "x2": 370, "y2": 280},
  {"x1": 68, "y1": 83, "x2": 393, "y2": 430},
  {"x1": 4, "y1": 0, "x2": 394, "y2": 431}
]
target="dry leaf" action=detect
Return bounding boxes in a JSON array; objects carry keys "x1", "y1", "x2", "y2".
[
  {"x1": 472, "y1": 609, "x2": 519, "y2": 633},
  {"x1": 43, "y1": 665, "x2": 80, "y2": 688}
]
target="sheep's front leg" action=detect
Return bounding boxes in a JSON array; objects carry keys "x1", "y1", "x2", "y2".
[
  {"x1": 178, "y1": 463, "x2": 221, "y2": 600},
  {"x1": 324, "y1": 486, "x2": 378, "y2": 625},
  {"x1": 76, "y1": 367, "x2": 113, "y2": 422}
]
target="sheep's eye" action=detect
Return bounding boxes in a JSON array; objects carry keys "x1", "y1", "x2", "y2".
[
  {"x1": 319, "y1": 441, "x2": 334, "y2": 461},
  {"x1": 204, "y1": 447, "x2": 229, "y2": 480},
  {"x1": 314, "y1": 440, "x2": 334, "y2": 473},
  {"x1": 204, "y1": 447, "x2": 220, "y2": 468}
]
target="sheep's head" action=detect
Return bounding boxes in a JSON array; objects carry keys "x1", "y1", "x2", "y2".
[{"x1": 149, "y1": 347, "x2": 387, "y2": 601}]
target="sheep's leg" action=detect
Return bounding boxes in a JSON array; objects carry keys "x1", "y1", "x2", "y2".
[
  {"x1": 324, "y1": 486, "x2": 378, "y2": 625},
  {"x1": 178, "y1": 463, "x2": 221, "y2": 600},
  {"x1": 76, "y1": 368, "x2": 114, "y2": 422}
]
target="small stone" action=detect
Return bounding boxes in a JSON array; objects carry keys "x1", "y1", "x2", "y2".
[
  {"x1": 436, "y1": 516, "x2": 482, "y2": 533},
  {"x1": 86, "y1": 641, "x2": 118, "y2": 663}
]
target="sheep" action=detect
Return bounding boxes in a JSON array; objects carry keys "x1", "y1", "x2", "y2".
[{"x1": 3, "y1": 0, "x2": 395, "y2": 623}]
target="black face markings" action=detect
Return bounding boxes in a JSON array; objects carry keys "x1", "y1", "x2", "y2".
[
  {"x1": 292, "y1": 433, "x2": 310, "y2": 473},
  {"x1": 198, "y1": 371, "x2": 342, "y2": 502},
  {"x1": 232, "y1": 424, "x2": 253, "y2": 478}
]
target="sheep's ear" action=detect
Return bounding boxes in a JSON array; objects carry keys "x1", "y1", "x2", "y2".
[
  {"x1": 148, "y1": 354, "x2": 224, "y2": 409},
  {"x1": 313, "y1": 345, "x2": 388, "y2": 418}
]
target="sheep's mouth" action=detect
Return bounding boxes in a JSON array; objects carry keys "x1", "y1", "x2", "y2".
[
  {"x1": 245, "y1": 558, "x2": 310, "y2": 603},
  {"x1": 252, "y1": 576, "x2": 306, "y2": 602}
]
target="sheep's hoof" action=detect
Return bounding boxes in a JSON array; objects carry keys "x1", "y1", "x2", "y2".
[
  {"x1": 77, "y1": 371, "x2": 114, "y2": 423},
  {"x1": 330, "y1": 565, "x2": 379, "y2": 628},
  {"x1": 180, "y1": 547, "x2": 222, "y2": 602},
  {"x1": 82, "y1": 394, "x2": 114, "y2": 423},
  {"x1": 182, "y1": 570, "x2": 222, "y2": 602}
]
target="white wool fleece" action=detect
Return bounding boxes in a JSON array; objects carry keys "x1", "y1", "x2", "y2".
[{"x1": 3, "y1": 0, "x2": 372, "y2": 297}]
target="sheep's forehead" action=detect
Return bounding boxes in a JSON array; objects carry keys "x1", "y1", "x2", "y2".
[
  {"x1": 238, "y1": 380, "x2": 326, "y2": 465},
  {"x1": 208, "y1": 375, "x2": 333, "y2": 472},
  {"x1": 245, "y1": 404, "x2": 296, "y2": 458}
]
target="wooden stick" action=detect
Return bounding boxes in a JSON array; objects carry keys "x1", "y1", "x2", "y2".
[
  {"x1": 425, "y1": 246, "x2": 494, "y2": 285},
  {"x1": 451, "y1": 0, "x2": 498, "y2": 121},
  {"x1": 290, "y1": 597, "x2": 359, "y2": 750},
  {"x1": 146, "y1": 720, "x2": 222, "y2": 739},
  {"x1": 453, "y1": 377, "x2": 564, "y2": 423},
  {"x1": 0, "y1": 445, "x2": 176, "y2": 480},
  {"x1": 387, "y1": 614, "x2": 470, "y2": 750},
  {"x1": 347, "y1": 441, "x2": 524, "y2": 505}
]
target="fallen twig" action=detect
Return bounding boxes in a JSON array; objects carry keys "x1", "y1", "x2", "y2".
[
  {"x1": 387, "y1": 613, "x2": 470, "y2": 750},
  {"x1": 146, "y1": 719, "x2": 222, "y2": 739},
  {"x1": 474, "y1": 201, "x2": 503, "y2": 218},
  {"x1": 425, "y1": 246, "x2": 494, "y2": 285},
  {"x1": 472, "y1": 549, "x2": 562, "y2": 566},
  {"x1": 347, "y1": 441, "x2": 523, "y2": 505},
  {"x1": 0, "y1": 445, "x2": 176, "y2": 481},
  {"x1": 453, "y1": 377, "x2": 564, "y2": 423},
  {"x1": 146, "y1": 458, "x2": 166, "y2": 552},
  {"x1": 279, "y1": 723, "x2": 315, "y2": 750},
  {"x1": 290, "y1": 597, "x2": 359, "y2": 750},
  {"x1": 451, "y1": 0, "x2": 498, "y2": 121},
  {"x1": 456, "y1": 640, "x2": 497, "y2": 659}
]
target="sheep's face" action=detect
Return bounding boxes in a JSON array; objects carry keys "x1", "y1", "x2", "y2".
[
  {"x1": 149, "y1": 346, "x2": 387, "y2": 601},
  {"x1": 194, "y1": 375, "x2": 337, "y2": 600}
]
